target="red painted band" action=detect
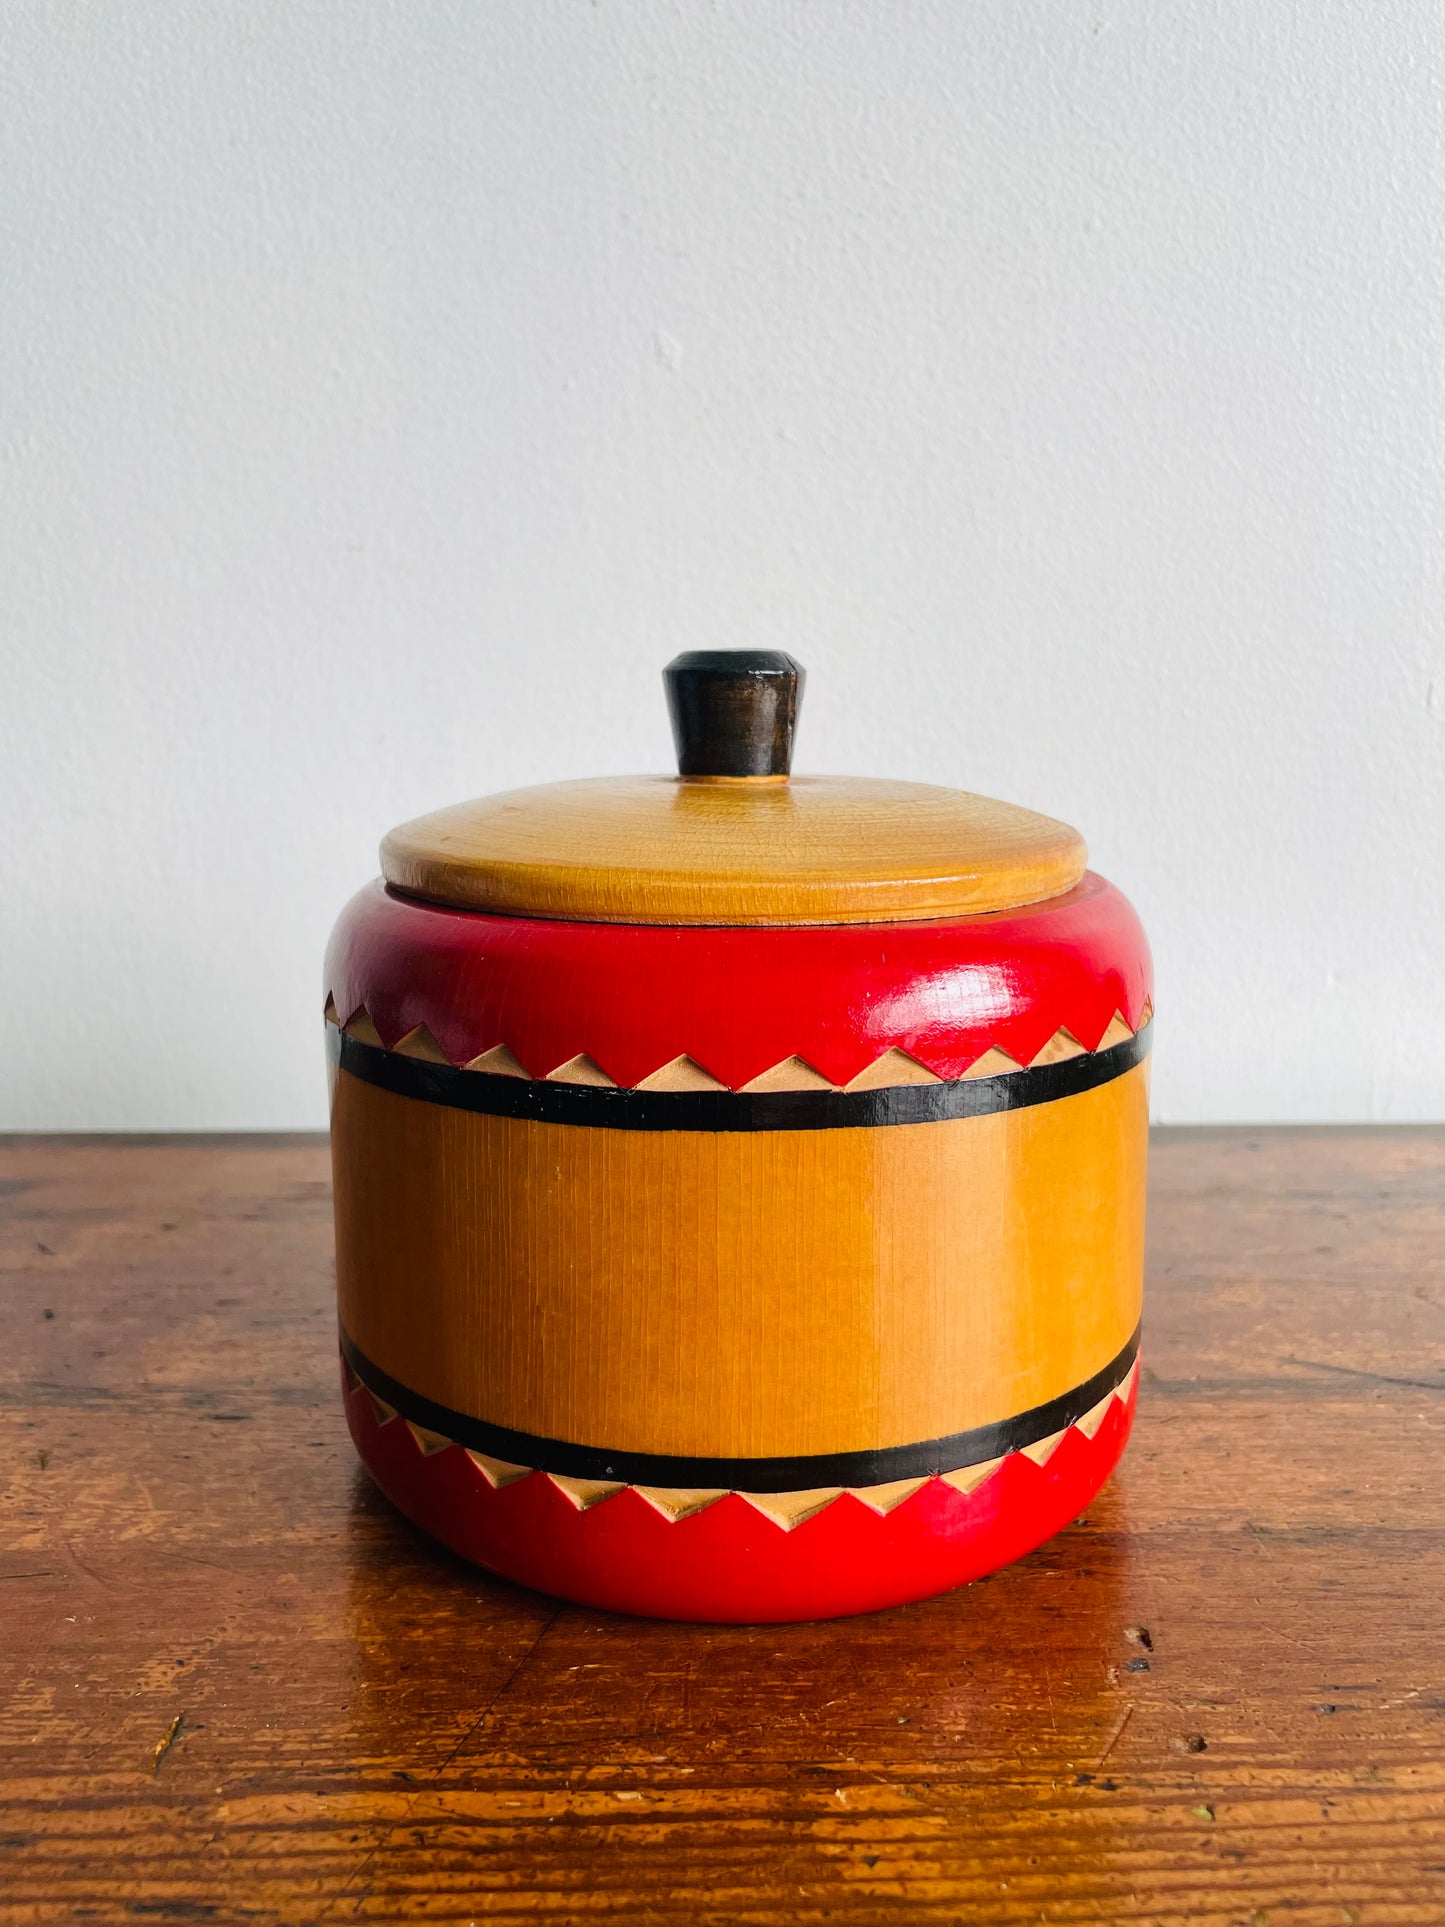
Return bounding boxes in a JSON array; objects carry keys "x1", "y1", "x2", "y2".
[
  {"x1": 325, "y1": 873, "x2": 1152, "y2": 1090},
  {"x1": 343, "y1": 1359, "x2": 1136, "y2": 1624}
]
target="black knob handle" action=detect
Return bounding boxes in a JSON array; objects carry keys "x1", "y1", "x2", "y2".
[{"x1": 663, "y1": 651, "x2": 805, "y2": 778}]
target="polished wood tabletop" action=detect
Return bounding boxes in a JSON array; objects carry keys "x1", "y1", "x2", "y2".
[{"x1": 2, "y1": 1129, "x2": 1442, "y2": 1924}]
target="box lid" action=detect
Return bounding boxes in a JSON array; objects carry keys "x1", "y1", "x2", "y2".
[{"x1": 379, "y1": 653, "x2": 1086, "y2": 927}]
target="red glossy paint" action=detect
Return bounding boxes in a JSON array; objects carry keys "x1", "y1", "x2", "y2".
[
  {"x1": 344, "y1": 1363, "x2": 1137, "y2": 1624},
  {"x1": 325, "y1": 874, "x2": 1152, "y2": 1089}
]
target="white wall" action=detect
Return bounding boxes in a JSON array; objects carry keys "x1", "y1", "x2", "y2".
[{"x1": 3, "y1": 2, "x2": 1442, "y2": 1129}]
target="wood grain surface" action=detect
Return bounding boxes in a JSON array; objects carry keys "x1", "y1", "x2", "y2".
[
  {"x1": 331, "y1": 1062, "x2": 1147, "y2": 1457},
  {"x1": 379, "y1": 774, "x2": 1087, "y2": 924},
  {"x1": 2, "y1": 1129, "x2": 1443, "y2": 1925}
]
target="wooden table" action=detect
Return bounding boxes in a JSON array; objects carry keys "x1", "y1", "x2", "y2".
[{"x1": 2, "y1": 1130, "x2": 1442, "y2": 1925}]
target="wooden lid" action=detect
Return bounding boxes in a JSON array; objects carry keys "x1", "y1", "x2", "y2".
[{"x1": 380, "y1": 654, "x2": 1087, "y2": 927}]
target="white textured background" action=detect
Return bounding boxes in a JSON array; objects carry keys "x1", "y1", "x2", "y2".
[{"x1": 3, "y1": 3, "x2": 1442, "y2": 1129}]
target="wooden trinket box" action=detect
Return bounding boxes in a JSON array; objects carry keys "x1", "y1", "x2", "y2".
[{"x1": 325, "y1": 653, "x2": 1151, "y2": 1621}]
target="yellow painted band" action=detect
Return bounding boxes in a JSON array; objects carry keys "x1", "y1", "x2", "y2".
[{"x1": 331, "y1": 1059, "x2": 1148, "y2": 1459}]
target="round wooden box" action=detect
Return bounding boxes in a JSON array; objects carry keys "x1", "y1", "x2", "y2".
[{"x1": 325, "y1": 653, "x2": 1151, "y2": 1622}]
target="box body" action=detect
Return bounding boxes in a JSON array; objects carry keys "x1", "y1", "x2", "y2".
[{"x1": 325, "y1": 874, "x2": 1151, "y2": 1621}]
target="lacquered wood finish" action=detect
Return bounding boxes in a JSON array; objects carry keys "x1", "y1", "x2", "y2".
[
  {"x1": 379, "y1": 773, "x2": 1088, "y2": 924},
  {"x1": 326, "y1": 868, "x2": 1153, "y2": 1613},
  {"x1": 325, "y1": 873, "x2": 1150, "y2": 1089},
  {"x1": 4, "y1": 1131, "x2": 1444, "y2": 1922},
  {"x1": 341, "y1": 1361, "x2": 1139, "y2": 1621},
  {"x1": 331, "y1": 1060, "x2": 1148, "y2": 1461}
]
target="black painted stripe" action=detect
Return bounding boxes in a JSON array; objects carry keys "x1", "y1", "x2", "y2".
[
  {"x1": 340, "y1": 1323, "x2": 1140, "y2": 1493},
  {"x1": 327, "y1": 1018, "x2": 1150, "y2": 1131}
]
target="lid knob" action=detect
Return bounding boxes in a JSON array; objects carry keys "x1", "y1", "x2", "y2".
[{"x1": 663, "y1": 650, "x2": 806, "y2": 779}]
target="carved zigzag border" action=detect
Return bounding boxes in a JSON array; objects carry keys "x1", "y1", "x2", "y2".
[
  {"x1": 324, "y1": 996, "x2": 1153, "y2": 1095},
  {"x1": 343, "y1": 1360, "x2": 1138, "y2": 1532}
]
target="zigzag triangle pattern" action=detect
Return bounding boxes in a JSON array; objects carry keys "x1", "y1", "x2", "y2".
[
  {"x1": 343, "y1": 1358, "x2": 1139, "y2": 1533},
  {"x1": 328, "y1": 998, "x2": 1152, "y2": 1096}
]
